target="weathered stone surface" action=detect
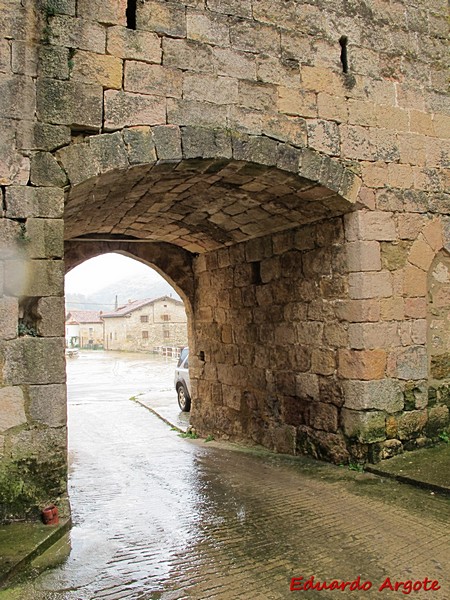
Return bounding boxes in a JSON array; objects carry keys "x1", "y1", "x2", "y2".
[
  {"x1": 35, "y1": 297, "x2": 65, "y2": 337},
  {"x1": 152, "y1": 125, "x2": 182, "y2": 160},
  {"x1": 37, "y1": 79, "x2": 103, "y2": 129},
  {"x1": 47, "y1": 15, "x2": 106, "y2": 54},
  {"x1": 396, "y1": 410, "x2": 427, "y2": 440},
  {"x1": 393, "y1": 346, "x2": 428, "y2": 380},
  {"x1": 430, "y1": 353, "x2": 450, "y2": 380},
  {"x1": 338, "y1": 349, "x2": 386, "y2": 380},
  {"x1": 0, "y1": 74, "x2": 36, "y2": 120},
  {"x1": 181, "y1": 126, "x2": 232, "y2": 159},
  {"x1": 426, "y1": 405, "x2": 449, "y2": 436},
  {"x1": 0, "y1": 387, "x2": 26, "y2": 433},
  {"x1": 28, "y1": 384, "x2": 67, "y2": 427},
  {"x1": 0, "y1": 121, "x2": 30, "y2": 185},
  {"x1": 71, "y1": 50, "x2": 123, "y2": 89},
  {"x1": 56, "y1": 142, "x2": 99, "y2": 185},
  {"x1": 5, "y1": 186, "x2": 64, "y2": 219},
  {"x1": 341, "y1": 409, "x2": 386, "y2": 443},
  {"x1": 137, "y1": 1, "x2": 187, "y2": 37},
  {"x1": 123, "y1": 127, "x2": 157, "y2": 164},
  {"x1": 25, "y1": 219, "x2": 64, "y2": 259},
  {"x1": 30, "y1": 152, "x2": 68, "y2": 187},
  {"x1": 4, "y1": 260, "x2": 64, "y2": 297},
  {"x1": 38, "y1": 45, "x2": 69, "y2": 80},
  {"x1": 89, "y1": 131, "x2": 129, "y2": 172},
  {"x1": 125, "y1": 62, "x2": 182, "y2": 98},
  {"x1": 0, "y1": 297, "x2": 18, "y2": 341},
  {"x1": 77, "y1": 0, "x2": 126, "y2": 25},
  {"x1": 107, "y1": 26, "x2": 162, "y2": 62},
  {"x1": 104, "y1": 90, "x2": 166, "y2": 130},
  {"x1": 343, "y1": 379, "x2": 403, "y2": 413},
  {"x1": 16, "y1": 121, "x2": 71, "y2": 151},
  {"x1": 3, "y1": 338, "x2": 66, "y2": 386}
]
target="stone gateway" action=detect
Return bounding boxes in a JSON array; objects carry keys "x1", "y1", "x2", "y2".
[{"x1": 0, "y1": 0, "x2": 449, "y2": 520}]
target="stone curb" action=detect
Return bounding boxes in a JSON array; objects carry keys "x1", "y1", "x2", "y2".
[
  {"x1": 0, "y1": 517, "x2": 72, "y2": 589},
  {"x1": 365, "y1": 465, "x2": 450, "y2": 497}
]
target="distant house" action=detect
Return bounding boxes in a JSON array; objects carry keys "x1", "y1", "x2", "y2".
[
  {"x1": 101, "y1": 296, "x2": 187, "y2": 351},
  {"x1": 65, "y1": 310, "x2": 104, "y2": 348}
]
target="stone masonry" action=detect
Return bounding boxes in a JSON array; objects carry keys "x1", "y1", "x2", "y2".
[{"x1": 0, "y1": 0, "x2": 448, "y2": 519}]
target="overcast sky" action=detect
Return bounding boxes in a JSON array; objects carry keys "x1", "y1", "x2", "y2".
[{"x1": 65, "y1": 253, "x2": 167, "y2": 295}]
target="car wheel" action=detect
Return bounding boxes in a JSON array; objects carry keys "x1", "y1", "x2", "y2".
[{"x1": 177, "y1": 384, "x2": 191, "y2": 412}]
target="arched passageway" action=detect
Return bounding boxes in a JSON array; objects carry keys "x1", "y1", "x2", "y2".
[{"x1": 60, "y1": 128, "x2": 360, "y2": 464}]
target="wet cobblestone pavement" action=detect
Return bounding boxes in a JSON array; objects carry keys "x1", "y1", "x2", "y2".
[{"x1": 1, "y1": 352, "x2": 449, "y2": 599}]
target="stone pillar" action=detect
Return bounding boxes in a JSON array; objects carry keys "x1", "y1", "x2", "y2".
[{"x1": 0, "y1": 186, "x2": 67, "y2": 521}]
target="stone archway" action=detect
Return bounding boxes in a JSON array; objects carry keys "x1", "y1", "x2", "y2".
[{"x1": 57, "y1": 127, "x2": 361, "y2": 464}]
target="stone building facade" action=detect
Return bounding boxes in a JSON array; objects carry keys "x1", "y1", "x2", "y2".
[
  {"x1": 102, "y1": 296, "x2": 188, "y2": 351},
  {"x1": 0, "y1": 0, "x2": 449, "y2": 519},
  {"x1": 65, "y1": 309, "x2": 103, "y2": 347}
]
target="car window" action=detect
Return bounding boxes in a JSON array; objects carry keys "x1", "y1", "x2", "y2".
[
  {"x1": 184, "y1": 357, "x2": 189, "y2": 368},
  {"x1": 177, "y1": 347, "x2": 188, "y2": 367}
]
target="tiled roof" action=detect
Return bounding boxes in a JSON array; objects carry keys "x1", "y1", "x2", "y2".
[
  {"x1": 101, "y1": 296, "x2": 182, "y2": 318},
  {"x1": 66, "y1": 310, "x2": 103, "y2": 324}
]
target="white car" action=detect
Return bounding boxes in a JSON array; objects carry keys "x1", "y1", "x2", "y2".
[{"x1": 174, "y1": 348, "x2": 191, "y2": 411}]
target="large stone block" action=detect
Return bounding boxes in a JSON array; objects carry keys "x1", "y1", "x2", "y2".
[
  {"x1": 17, "y1": 121, "x2": 71, "y2": 151},
  {"x1": 77, "y1": 0, "x2": 126, "y2": 25},
  {"x1": 137, "y1": 1, "x2": 187, "y2": 37},
  {"x1": 25, "y1": 219, "x2": 64, "y2": 259},
  {"x1": 107, "y1": 26, "x2": 162, "y2": 63},
  {"x1": 104, "y1": 90, "x2": 166, "y2": 130},
  {"x1": 38, "y1": 45, "x2": 69, "y2": 80},
  {"x1": 56, "y1": 142, "x2": 99, "y2": 185},
  {"x1": 89, "y1": 132, "x2": 129, "y2": 172},
  {"x1": 0, "y1": 297, "x2": 18, "y2": 341},
  {"x1": 187, "y1": 10, "x2": 229, "y2": 47},
  {"x1": 163, "y1": 38, "x2": 215, "y2": 74},
  {"x1": 181, "y1": 126, "x2": 232, "y2": 159},
  {"x1": 71, "y1": 50, "x2": 123, "y2": 89},
  {"x1": 338, "y1": 349, "x2": 386, "y2": 380},
  {"x1": 47, "y1": 15, "x2": 106, "y2": 54},
  {"x1": 4, "y1": 259, "x2": 64, "y2": 297},
  {"x1": 343, "y1": 379, "x2": 403, "y2": 413},
  {"x1": 125, "y1": 61, "x2": 182, "y2": 98},
  {"x1": 30, "y1": 152, "x2": 68, "y2": 187},
  {"x1": 0, "y1": 120, "x2": 30, "y2": 185},
  {"x1": 5, "y1": 187, "x2": 64, "y2": 219},
  {"x1": 0, "y1": 387, "x2": 26, "y2": 433},
  {"x1": 28, "y1": 384, "x2": 67, "y2": 427},
  {"x1": 206, "y1": 0, "x2": 252, "y2": 18},
  {"x1": 0, "y1": 74, "x2": 36, "y2": 120},
  {"x1": 37, "y1": 78, "x2": 103, "y2": 129},
  {"x1": 36, "y1": 297, "x2": 65, "y2": 337},
  {"x1": 123, "y1": 127, "x2": 157, "y2": 164},
  {"x1": 183, "y1": 73, "x2": 238, "y2": 105},
  {"x1": 348, "y1": 271, "x2": 392, "y2": 299},
  {"x1": 3, "y1": 338, "x2": 66, "y2": 385},
  {"x1": 152, "y1": 125, "x2": 182, "y2": 160},
  {"x1": 391, "y1": 346, "x2": 428, "y2": 380},
  {"x1": 167, "y1": 98, "x2": 227, "y2": 129},
  {"x1": 341, "y1": 409, "x2": 386, "y2": 443},
  {"x1": 396, "y1": 409, "x2": 427, "y2": 440}
]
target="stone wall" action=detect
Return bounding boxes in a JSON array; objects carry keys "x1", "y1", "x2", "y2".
[{"x1": 0, "y1": 0, "x2": 448, "y2": 519}]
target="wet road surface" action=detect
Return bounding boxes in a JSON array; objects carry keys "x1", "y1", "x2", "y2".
[{"x1": 1, "y1": 351, "x2": 450, "y2": 599}]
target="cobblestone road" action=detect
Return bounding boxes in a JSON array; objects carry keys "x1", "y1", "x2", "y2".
[{"x1": 2, "y1": 352, "x2": 449, "y2": 600}]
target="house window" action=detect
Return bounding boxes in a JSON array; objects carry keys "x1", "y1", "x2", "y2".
[
  {"x1": 161, "y1": 314, "x2": 170, "y2": 321},
  {"x1": 142, "y1": 331, "x2": 149, "y2": 339},
  {"x1": 110, "y1": 332, "x2": 112, "y2": 340},
  {"x1": 114, "y1": 332, "x2": 117, "y2": 340},
  {"x1": 140, "y1": 315, "x2": 148, "y2": 323},
  {"x1": 163, "y1": 330, "x2": 170, "y2": 339},
  {"x1": 89, "y1": 327, "x2": 93, "y2": 336}
]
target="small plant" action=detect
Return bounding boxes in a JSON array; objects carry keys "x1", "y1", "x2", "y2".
[
  {"x1": 438, "y1": 432, "x2": 449, "y2": 443},
  {"x1": 348, "y1": 462, "x2": 364, "y2": 473},
  {"x1": 17, "y1": 222, "x2": 30, "y2": 245},
  {"x1": 179, "y1": 430, "x2": 199, "y2": 440},
  {"x1": 204, "y1": 435, "x2": 215, "y2": 443},
  {"x1": 18, "y1": 321, "x2": 38, "y2": 337}
]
